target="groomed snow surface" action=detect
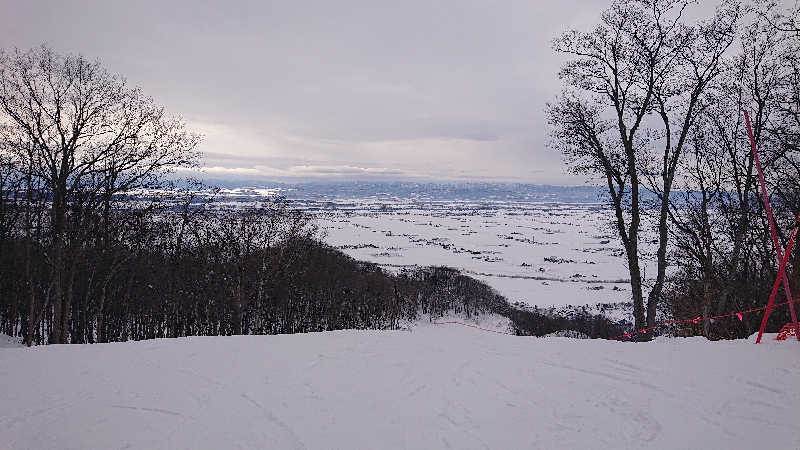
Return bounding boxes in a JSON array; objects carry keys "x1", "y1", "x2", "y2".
[{"x1": 1, "y1": 329, "x2": 798, "y2": 450}]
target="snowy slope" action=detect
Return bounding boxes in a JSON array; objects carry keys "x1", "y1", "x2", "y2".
[
  {"x1": 0, "y1": 334, "x2": 22, "y2": 349},
  {"x1": 1, "y1": 329, "x2": 798, "y2": 450},
  {"x1": 399, "y1": 312, "x2": 514, "y2": 334}
]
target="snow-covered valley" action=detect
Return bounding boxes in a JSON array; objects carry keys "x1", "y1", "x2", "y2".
[{"x1": 212, "y1": 184, "x2": 659, "y2": 316}]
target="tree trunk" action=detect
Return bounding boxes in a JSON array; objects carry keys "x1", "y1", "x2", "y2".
[
  {"x1": 702, "y1": 275, "x2": 713, "y2": 337},
  {"x1": 628, "y1": 253, "x2": 647, "y2": 340}
]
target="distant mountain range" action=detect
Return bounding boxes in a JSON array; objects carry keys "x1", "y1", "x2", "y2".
[{"x1": 205, "y1": 181, "x2": 609, "y2": 203}]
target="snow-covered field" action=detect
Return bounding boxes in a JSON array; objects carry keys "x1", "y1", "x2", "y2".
[
  {"x1": 314, "y1": 201, "x2": 658, "y2": 312},
  {"x1": 1, "y1": 328, "x2": 797, "y2": 450}
]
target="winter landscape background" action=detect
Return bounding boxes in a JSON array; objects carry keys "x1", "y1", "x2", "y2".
[{"x1": 3, "y1": 0, "x2": 800, "y2": 448}]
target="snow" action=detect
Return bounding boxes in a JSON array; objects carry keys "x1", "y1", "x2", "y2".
[
  {"x1": 2, "y1": 328, "x2": 798, "y2": 449},
  {"x1": 542, "y1": 330, "x2": 590, "y2": 339},
  {"x1": 0, "y1": 334, "x2": 23, "y2": 348},
  {"x1": 398, "y1": 312, "x2": 514, "y2": 334},
  {"x1": 315, "y1": 202, "x2": 659, "y2": 308}
]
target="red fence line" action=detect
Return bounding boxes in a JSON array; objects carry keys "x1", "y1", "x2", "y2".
[
  {"x1": 606, "y1": 298, "x2": 800, "y2": 341},
  {"x1": 432, "y1": 299, "x2": 800, "y2": 341}
]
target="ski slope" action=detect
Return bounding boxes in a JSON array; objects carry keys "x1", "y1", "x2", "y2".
[{"x1": 1, "y1": 328, "x2": 798, "y2": 450}]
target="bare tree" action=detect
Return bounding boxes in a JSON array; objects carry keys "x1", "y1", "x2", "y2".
[
  {"x1": 666, "y1": 116, "x2": 726, "y2": 336},
  {"x1": 547, "y1": 0, "x2": 740, "y2": 338},
  {"x1": 0, "y1": 45, "x2": 201, "y2": 344},
  {"x1": 649, "y1": 1, "x2": 800, "y2": 339},
  {"x1": 0, "y1": 149, "x2": 22, "y2": 245}
]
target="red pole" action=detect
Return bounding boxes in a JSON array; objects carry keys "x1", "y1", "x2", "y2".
[
  {"x1": 756, "y1": 226, "x2": 798, "y2": 343},
  {"x1": 744, "y1": 110, "x2": 800, "y2": 341}
]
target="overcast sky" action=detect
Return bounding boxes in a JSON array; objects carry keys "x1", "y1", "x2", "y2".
[{"x1": 1, "y1": 1, "x2": 613, "y2": 184}]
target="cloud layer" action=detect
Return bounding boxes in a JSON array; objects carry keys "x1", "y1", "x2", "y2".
[{"x1": 1, "y1": 0, "x2": 613, "y2": 183}]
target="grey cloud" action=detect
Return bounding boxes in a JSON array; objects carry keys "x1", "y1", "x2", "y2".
[
  {"x1": 1, "y1": 0, "x2": 612, "y2": 183},
  {"x1": 288, "y1": 165, "x2": 405, "y2": 176}
]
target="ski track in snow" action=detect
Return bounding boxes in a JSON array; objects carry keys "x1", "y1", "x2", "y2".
[{"x1": 1, "y1": 329, "x2": 798, "y2": 450}]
